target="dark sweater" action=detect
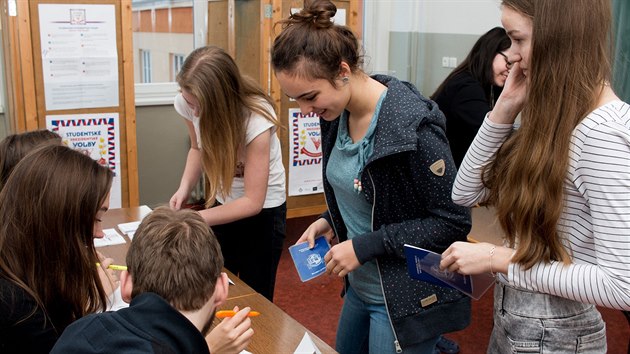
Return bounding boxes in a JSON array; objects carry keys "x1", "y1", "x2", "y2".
[
  {"x1": 320, "y1": 75, "x2": 472, "y2": 349},
  {"x1": 0, "y1": 277, "x2": 59, "y2": 354},
  {"x1": 51, "y1": 292, "x2": 210, "y2": 354}
]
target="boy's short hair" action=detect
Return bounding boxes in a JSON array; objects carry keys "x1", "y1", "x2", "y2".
[{"x1": 126, "y1": 206, "x2": 223, "y2": 311}]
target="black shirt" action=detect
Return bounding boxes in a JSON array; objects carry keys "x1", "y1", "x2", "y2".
[
  {"x1": 0, "y1": 277, "x2": 59, "y2": 354},
  {"x1": 433, "y1": 72, "x2": 502, "y2": 168}
]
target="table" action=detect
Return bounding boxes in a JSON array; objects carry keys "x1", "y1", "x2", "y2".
[
  {"x1": 101, "y1": 206, "x2": 337, "y2": 354},
  {"x1": 216, "y1": 293, "x2": 337, "y2": 354}
]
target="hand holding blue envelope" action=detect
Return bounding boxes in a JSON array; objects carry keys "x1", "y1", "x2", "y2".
[
  {"x1": 289, "y1": 236, "x2": 331, "y2": 282},
  {"x1": 404, "y1": 244, "x2": 495, "y2": 300}
]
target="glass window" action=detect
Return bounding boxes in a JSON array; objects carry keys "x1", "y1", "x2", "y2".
[
  {"x1": 170, "y1": 53, "x2": 186, "y2": 81},
  {"x1": 132, "y1": 0, "x2": 200, "y2": 105},
  {"x1": 140, "y1": 49, "x2": 152, "y2": 83}
]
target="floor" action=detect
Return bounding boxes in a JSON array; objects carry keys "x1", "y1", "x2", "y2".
[{"x1": 273, "y1": 216, "x2": 630, "y2": 353}]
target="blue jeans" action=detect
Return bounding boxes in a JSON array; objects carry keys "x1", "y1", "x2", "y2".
[
  {"x1": 489, "y1": 283, "x2": 607, "y2": 353},
  {"x1": 336, "y1": 286, "x2": 440, "y2": 354}
]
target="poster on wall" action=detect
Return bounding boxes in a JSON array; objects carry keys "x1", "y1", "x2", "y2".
[
  {"x1": 46, "y1": 113, "x2": 122, "y2": 208},
  {"x1": 38, "y1": 4, "x2": 119, "y2": 110},
  {"x1": 288, "y1": 108, "x2": 324, "y2": 196}
]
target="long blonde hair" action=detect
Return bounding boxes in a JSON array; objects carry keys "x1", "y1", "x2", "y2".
[
  {"x1": 176, "y1": 46, "x2": 279, "y2": 206},
  {"x1": 483, "y1": 0, "x2": 612, "y2": 269}
]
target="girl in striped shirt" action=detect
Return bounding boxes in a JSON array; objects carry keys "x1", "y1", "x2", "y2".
[{"x1": 440, "y1": 0, "x2": 630, "y2": 352}]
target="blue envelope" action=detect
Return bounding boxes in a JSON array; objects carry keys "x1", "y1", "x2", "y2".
[
  {"x1": 404, "y1": 244, "x2": 495, "y2": 300},
  {"x1": 289, "y1": 236, "x2": 330, "y2": 282}
]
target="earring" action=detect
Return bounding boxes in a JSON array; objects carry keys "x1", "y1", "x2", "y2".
[{"x1": 342, "y1": 76, "x2": 349, "y2": 83}]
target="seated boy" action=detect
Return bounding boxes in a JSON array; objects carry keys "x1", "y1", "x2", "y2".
[{"x1": 51, "y1": 207, "x2": 254, "y2": 353}]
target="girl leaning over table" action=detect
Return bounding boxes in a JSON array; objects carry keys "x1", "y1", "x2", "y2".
[{"x1": 170, "y1": 46, "x2": 286, "y2": 302}]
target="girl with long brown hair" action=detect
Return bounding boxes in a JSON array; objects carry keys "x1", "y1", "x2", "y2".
[
  {"x1": 170, "y1": 46, "x2": 286, "y2": 301},
  {"x1": 0, "y1": 145, "x2": 116, "y2": 353},
  {"x1": 441, "y1": 0, "x2": 630, "y2": 352}
]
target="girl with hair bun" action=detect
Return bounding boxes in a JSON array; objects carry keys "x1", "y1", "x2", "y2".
[{"x1": 272, "y1": 1, "x2": 472, "y2": 353}]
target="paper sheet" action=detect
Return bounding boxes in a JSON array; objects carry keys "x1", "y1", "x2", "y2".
[
  {"x1": 38, "y1": 4, "x2": 119, "y2": 110},
  {"x1": 294, "y1": 332, "x2": 321, "y2": 354},
  {"x1": 94, "y1": 228, "x2": 126, "y2": 247},
  {"x1": 117, "y1": 221, "x2": 140, "y2": 236},
  {"x1": 117, "y1": 205, "x2": 153, "y2": 240}
]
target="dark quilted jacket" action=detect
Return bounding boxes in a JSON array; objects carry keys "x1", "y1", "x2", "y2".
[{"x1": 320, "y1": 75, "x2": 472, "y2": 349}]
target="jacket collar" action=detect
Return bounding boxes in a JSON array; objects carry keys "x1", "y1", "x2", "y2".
[
  {"x1": 368, "y1": 75, "x2": 445, "y2": 163},
  {"x1": 118, "y1": 292, "x2": 210, "y2": 353}
]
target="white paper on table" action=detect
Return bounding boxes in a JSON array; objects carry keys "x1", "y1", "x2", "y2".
[
  {"x1": 117, "y1": 205, "x2": 152, "y2": 238},
  {"x1": 117, "y1": 221, "x2": 140, "y2": 235},
  {"x1": 138, "y1": 205, "x2": 152, "y2": 218},
  {"x1": 94, "y1": 228, "x2": 127, "y2": 247},
  {"x1": 294, "y1": 332, "x2": 321, "y2": 354}
]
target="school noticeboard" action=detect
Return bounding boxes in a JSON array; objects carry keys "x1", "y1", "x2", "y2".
[
  {"x1": 46, "y1": 113, "x2": 122, "y2": 208},
  {"x1": 38, "y1": 3, "x2": 119, "y2": 111},
  {"x1": 288, "y1": 108, "x2": 324, "y2": 196}
]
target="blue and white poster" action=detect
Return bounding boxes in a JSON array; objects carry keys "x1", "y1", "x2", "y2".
[
  {"x1": 288, "y1": 108, "x2": 324, "y2": 196},
  {"x1": 46, "y1": 113, "x2": 122, "y2": 208}
]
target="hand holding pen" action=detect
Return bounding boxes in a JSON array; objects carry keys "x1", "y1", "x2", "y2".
[
  {"x1": 96, "y1": 263, "x2": 127, "y2": 271},
  {"x1": 96, "y1": 251, "x2": 119, "y2": 296},
  {"x1": 207, "y1": 306, "x2": 255, "y2": 353},
  {"x1": 216, "y1": 310, "x2": 260, "y2": 318}
]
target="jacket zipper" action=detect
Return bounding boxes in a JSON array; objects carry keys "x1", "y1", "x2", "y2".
[
  {"x1": 322, "y1": 186, "x2": 346, "y2": 297},
  {"x1": 368, "y1": 169, "x2": 403, "y2": 353}
]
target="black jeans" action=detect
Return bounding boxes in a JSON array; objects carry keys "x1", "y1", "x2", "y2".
[{"x1": 213, "y1": 202, "x2": 286, "y2": 301}]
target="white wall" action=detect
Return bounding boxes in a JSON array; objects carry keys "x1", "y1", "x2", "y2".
[{"x1": 363, "y1": 0, "x2": 502, "y2": 74}]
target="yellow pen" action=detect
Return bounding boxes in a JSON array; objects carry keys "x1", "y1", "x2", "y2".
[
  {"x1": 96, "y1": 263, "x2": 128, "y2": 271},
  {"x1": 216, "y1": 310, "x2": 260, "y2": 318}
]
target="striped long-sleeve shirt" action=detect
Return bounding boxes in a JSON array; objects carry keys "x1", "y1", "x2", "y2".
[{"x1": 452, "y1": 100, "x2": 630, "y2": 311}]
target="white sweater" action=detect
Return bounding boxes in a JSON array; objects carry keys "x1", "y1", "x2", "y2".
[{"x1": 452, "y1": 100, "x2": 630, "y2": 311}]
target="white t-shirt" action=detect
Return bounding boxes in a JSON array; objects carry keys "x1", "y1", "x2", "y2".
[{"x1": 174, "y1": 93, "x2": 286, "y2": 208}]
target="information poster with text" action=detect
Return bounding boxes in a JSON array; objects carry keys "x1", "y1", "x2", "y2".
[
  {"x1": 288, "y1": 109, "x2": 323, "y2": 196},
  {"x1": 46, "y1": 113, "x2": 122, "y2": 208},
  {"x1": 39, "y1": 4, "x2": 119, "y2": 110}
]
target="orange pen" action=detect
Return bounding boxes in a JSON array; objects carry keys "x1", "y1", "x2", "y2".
[{"x1": 216, "y1": 310, "x2": 260, "y2": 318}]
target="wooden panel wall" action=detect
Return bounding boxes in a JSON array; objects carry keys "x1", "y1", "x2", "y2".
[
  {"x1": 0, "y1": 0, "x2": 361, "y2": 215},
  {"x1": 2, "y1": 0, "x2": 139, "y2": 207}
]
